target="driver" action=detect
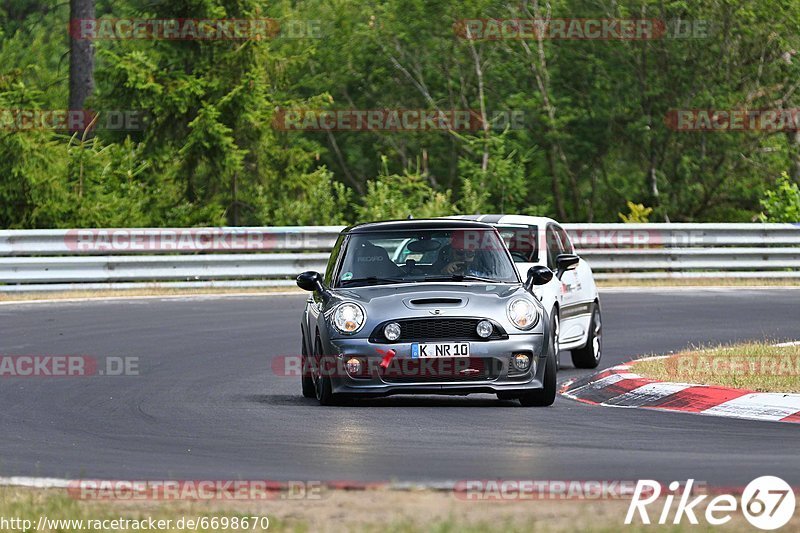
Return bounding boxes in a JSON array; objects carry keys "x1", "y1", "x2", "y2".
[
  {"x1": 439, "y1": 243, "x2": 491, "y2": 277},
  {"x1": 442, "y1": 245, "x2": 474, "y2": 275}
]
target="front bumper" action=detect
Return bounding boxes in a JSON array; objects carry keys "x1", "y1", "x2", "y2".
[{"x1": 325, "y1": 334, "x2": 547, "y2": 396}]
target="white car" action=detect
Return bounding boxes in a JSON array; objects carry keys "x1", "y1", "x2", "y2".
[{"x1": 448, "y1": 215, "x2": 602, "y2": 369}]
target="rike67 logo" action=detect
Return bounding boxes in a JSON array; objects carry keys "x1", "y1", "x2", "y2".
[{"x1": 626, "y1": 477, "x2": 795, "y2": 530}]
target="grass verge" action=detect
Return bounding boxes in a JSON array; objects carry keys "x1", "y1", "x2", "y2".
[
  {"x1": 634, "y1": 342, "x2": 800, "y2": 393},
  {"x1": 0, "y1": 486, "x2": 784, "y2": 532}
]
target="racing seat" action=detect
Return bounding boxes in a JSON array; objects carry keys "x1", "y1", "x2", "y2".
[{"x1": 351, "y1": 242, "x2": 402, "y2": 278}]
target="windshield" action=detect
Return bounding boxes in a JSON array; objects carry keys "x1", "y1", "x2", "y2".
[{"x1": 334, "y1": 228, "x2": 520, "y2": 287}]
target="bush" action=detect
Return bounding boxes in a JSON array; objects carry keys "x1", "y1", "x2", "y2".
[
  {"x1": 759, "y1": 172, "x2": 800, "y2": 222},
  {"x1": 618, "y1": 201, "x2": 653, "y2": 223},
  {"x1": 355, "y1": 158, "x2": 455, "y2": 222}
]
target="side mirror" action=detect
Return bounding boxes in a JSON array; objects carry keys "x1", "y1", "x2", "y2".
[
  {"x1": 556, "y1": 254, "x2": 580, "y2": 279},
  {"x1": 296, "y1": 271, "x2": 325, "y2": 292},
  {"x1": 525, "y1": 265, "x2": 554, "y2": 289}
]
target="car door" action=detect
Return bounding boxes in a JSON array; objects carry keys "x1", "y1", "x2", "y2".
[
  {"x1": 552, "y1": 223, "x2": 581, "y2": 303},
  {"x1": 537, "y1": 223, "x2": 564, "y2": 322},
  {"x1": 555, "y1": 224, "x2": 595, "y2": 305},
  {"x1": 546, "y1": 223, "x2": 582, "y2": 344},
  {"x1": 552, "y1": 224, "x2": 595, "y2": 349}
]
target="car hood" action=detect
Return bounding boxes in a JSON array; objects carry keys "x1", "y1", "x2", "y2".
[
  {"x1": 324, "y1": 283, "x2": 544, "y2": 336},
  {"x1": 333, "y1": 282, "x2": 523, "y2": 304}
]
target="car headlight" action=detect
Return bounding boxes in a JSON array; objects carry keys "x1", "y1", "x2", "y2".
[
  {"x1": 332, "y1": 302, "x2": 366, "y2": 334},
  {"x1": 507, "y1": 298, "x2": 538, "y2": 330}
]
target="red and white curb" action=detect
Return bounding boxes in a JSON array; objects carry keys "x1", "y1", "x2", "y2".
[{"x1": 560, "y1": 359, "x2": 800, "y2": 424}]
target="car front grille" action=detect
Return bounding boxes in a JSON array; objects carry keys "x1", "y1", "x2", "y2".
[
  {"x1": 370, "y1": 318, "x2": 507, "y2": 343},
  {"x1": 380, "y1": 357, "x2": 500, "y2": 383}
]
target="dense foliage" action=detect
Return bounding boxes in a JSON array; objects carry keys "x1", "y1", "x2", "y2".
[{"x1": 2, "y1": 0, "x2": 800, "y2": 228}]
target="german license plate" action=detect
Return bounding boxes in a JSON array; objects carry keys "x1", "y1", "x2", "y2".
[{"x1": 411, "y1": 342, "x2": 470, "y2": 359}]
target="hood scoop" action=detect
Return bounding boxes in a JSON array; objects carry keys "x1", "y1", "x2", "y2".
[
  {"x1": 409, "y1": 297, "x2": 462, "y2": 305},
  {"x1": 404, "y1": 296, "x2": 467, "y2": 309}
]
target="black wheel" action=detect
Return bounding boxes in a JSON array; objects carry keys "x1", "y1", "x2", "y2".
[
  {"x1": 518, "y1": 352, "x2": 556, "y2": 407},
  {"x1": 301, "y1": 332, "x2": 315, "y2": 398},
  {"x1": 571, "y1": 303, "x2": 602, "y2": 369},
  {"x1": 312, "y1": 337, "x2": 339, "y2": 406},
  {"x1": 518, "y1": 315, "x2": 557, "y2": 407}
]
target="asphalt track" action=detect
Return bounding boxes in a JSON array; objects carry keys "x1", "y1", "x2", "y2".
[{"x1": 0, "y1": 289, "x2": 798, "y2": 485}]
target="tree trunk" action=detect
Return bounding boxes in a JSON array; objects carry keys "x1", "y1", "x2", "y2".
[
  {"x1": 788, "y1": 131, "x2": 800, "y2": 184},
  {"x1": 547, "y1": 149, "x2": 567, "y2": 220},
  {"x1": 69, "y1": 0, "x2": 95, "y2": 112}
]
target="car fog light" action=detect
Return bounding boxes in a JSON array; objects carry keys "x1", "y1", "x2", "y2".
[
  {"x1": 512, "y1": 353, "x2": 531, "y2": 372},
  {"x1": 476, "y1": 320, "x2": 493, "y2": 338},
  {"x1": 346, "y1": 358, "x2": 362, "y2": 375},
  {"x1": 384, "y1": 322, "x2": 401, "y2": 341}
]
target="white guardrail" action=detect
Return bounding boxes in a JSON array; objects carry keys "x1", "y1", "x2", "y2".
[{"x1": 0, "y1": 223, "x2": 798, "y2": 291}]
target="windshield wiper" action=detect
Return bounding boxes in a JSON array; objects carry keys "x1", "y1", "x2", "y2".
[
  {"x1": 340, "y1": 276, "x2": 408, "y2": 286},
  {"x1": 423, "y1": 275, "x2": 502, "y2": 283}
]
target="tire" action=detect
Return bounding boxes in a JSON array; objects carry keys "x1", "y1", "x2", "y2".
[
  {"x1": 571, "y1": 303, "x2": 602, "y2": 369},
  {"x1": 517, "y1": 316, "x2": 557, "y2": 407},
  {"x1": 301, "y1": 333, "x2": 316, "y2": 398},
  {"x1": 313, "y1": 337, "x2": 340, "y2": 406},
  {"x1": 518, "y1": 353, "x2": 556, "y2": 407},
  {"x1": 316, "y1": 369, "x2": 336, "y2": 406}
]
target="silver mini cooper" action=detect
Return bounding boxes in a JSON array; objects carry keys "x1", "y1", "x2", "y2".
[{"x1": 296, "y1": 219, "x2": 557, "y2": 406}]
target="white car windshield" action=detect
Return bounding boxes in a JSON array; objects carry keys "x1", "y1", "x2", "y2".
[{"x1": 335, "y1": 229, "x2": 519, "y2": 287}]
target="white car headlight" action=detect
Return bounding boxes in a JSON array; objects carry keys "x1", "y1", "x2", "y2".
[
  {"x1": 332, "y1": 302, "x2": 366, "y2": 334},
  {"x1": 507, "y1": 298, "x2": 538, "y2": 330}
]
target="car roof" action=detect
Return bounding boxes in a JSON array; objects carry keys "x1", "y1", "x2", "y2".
[
  {"x1": 342, "y1": 218, "x2": 496, "y2": 234},
  {"x1": 446, "y1": 214, "x2": 558, "y2": 227}
]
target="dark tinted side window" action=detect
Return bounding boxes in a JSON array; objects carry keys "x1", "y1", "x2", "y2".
[
  {"x1": 546, "y1": 225, "x2": 564, "y2": 270},
  {"x1": 555, "y1": 225, "x2": 574, "y2": 254}
]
